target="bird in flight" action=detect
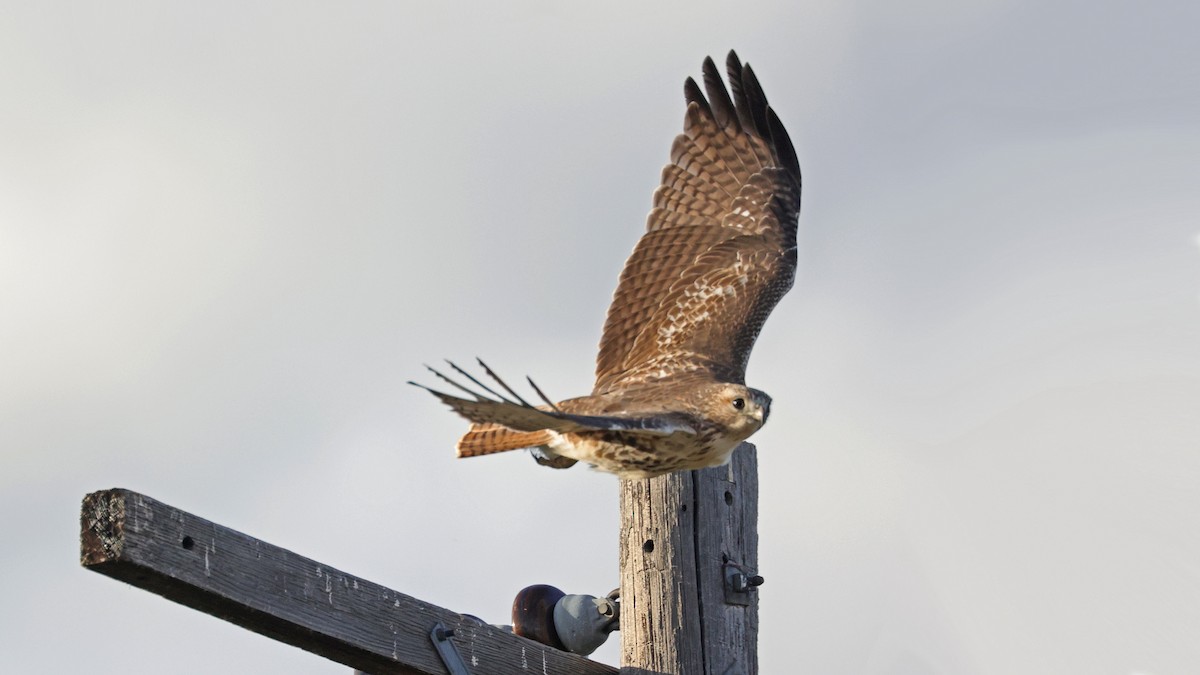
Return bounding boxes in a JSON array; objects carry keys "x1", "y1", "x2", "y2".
[{"x1": 412, "y1": 51, "x2": 801, "y2": 479}]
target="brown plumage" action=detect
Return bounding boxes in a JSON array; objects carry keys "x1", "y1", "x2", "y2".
[
  {"x1": 458, "y1": 424, "x2": 553, "y2": 457},
  {"x1": 411, "y1": 51, "x2": 801, "y2": 479}
]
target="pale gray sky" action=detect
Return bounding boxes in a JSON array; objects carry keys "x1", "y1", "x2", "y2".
[{"x1": 2, "y1": 2, "x2": 1198, "y2": 673}]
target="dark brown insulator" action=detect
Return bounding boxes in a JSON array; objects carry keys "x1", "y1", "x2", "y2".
[{"x1": 511, "y1": 584, "x2": 565, "y2": 649}]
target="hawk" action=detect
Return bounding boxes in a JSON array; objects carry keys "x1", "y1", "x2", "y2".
[{"x1": 412, "y1": 51, "x2": 801, "y2": 479}]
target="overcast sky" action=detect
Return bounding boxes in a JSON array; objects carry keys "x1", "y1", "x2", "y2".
[{"x1": 2, "y1": 2, "x2": 1199, "y2": 673}]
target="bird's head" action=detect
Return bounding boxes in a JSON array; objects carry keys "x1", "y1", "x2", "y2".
[{"x1": 711, "y1": 383, "x2": 772, "y2": 437}]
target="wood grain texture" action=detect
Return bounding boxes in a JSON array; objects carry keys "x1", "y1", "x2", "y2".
[
  {"x1": 80, "y1": 488, "x2": 616, "y2": 675},
  {"x1": 618, "y1": 443, "x2": 759, "y2": 674}
]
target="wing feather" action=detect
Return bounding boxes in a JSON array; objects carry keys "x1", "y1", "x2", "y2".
[
  {"x1": 610, "y1": 234, "x2": 794, "y2": 386},
  {"x1": 702, "y1": 55, "x2": 739, "y2": 133},
  {"x1": 410, "y1": 364, "x2": 698, "y2": 437},
  {"x1": 594, "y1": 51, "x2": 801, "y2": 392}
]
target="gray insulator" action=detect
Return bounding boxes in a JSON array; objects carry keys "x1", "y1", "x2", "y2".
[{"x1": 552, "y1": 594, "x2": 620, "y2": 655}]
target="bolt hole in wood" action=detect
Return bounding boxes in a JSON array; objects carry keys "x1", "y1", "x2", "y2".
[
  {"x1": 642, "y1": 539, "x2": 654, "y2": 553},
  {"x1": 724, "y1": 490, "x2": 733, "y2": 505},
  {"x1": 181, "y1": 536, "x2": 194, "y2": 550}
]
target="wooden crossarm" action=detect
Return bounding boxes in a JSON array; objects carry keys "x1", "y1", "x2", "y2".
[{"x1": 80, "y1": 488, "x2": 616, "y2": 675}]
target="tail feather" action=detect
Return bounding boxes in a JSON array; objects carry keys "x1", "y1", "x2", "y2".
[{"x1": 457, "y1": 423, "x2": 554, "y2": 458}]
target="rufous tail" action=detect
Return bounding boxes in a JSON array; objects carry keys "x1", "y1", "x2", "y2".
[{"x1": 456, "y1": 423, "x2": 554, "y2": 458}]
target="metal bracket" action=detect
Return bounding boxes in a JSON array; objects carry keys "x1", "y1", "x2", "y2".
[
  {"x1": 722, "y1": 561, "x2": 763, "y2": 606},
  {"x1": 430, "y1": 622, "x2": 471, "y2": 675}
]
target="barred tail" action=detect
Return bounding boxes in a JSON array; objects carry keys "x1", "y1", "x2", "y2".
[{"x1": 456, "y1": 423, "x2": 554, "y2": 458}]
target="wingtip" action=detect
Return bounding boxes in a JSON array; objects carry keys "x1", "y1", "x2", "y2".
[
  {"x1": 726, "y1": 50, "x2": 743, "y2": 75},
  {"x1": 408, "y1": 379, "x2": 435, "y2": 392},
  {"x1": 766, "y1": 106, "x2": 802, "y2": 183},
  {"x1": 701, "y1": 53, "x2": 738, "y2": 132}
]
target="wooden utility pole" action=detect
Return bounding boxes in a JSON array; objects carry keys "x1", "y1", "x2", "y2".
[
  {"x1": 80, "y1": 442, "x2": 760, "y2": 673},
  {"x1": 619, "y1": 443, "x2": 759, "y2": 675}
]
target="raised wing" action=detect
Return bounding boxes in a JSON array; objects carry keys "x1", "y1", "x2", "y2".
[{"x1": 593, "y1": 51, "x2": 801, "y2": 393}]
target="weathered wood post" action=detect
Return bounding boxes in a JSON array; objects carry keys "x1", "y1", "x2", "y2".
[{"x1": 618, "y1": 442, "x2": 759, "y2": 674}]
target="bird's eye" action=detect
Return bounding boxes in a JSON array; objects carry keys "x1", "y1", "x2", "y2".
[{"x1": 732, "y1": 397, "x2": 745, "y2": 410}]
